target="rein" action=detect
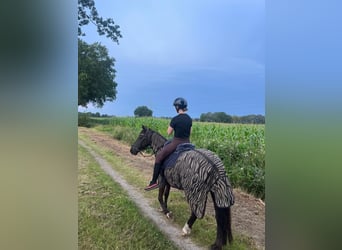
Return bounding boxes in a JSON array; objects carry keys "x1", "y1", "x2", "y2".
[
  {"x1": 139, "y1": 131, "x2": 164, "y2": 157},
  {"x1": 139, "y1": 144, "x2": 163, "y2": 157},
  {"x1": 139, "y1": 151, "x2": 155, "y2": 157},
  {"x1": 139, "y1": 147, "x2": 163, "y2": 157}
]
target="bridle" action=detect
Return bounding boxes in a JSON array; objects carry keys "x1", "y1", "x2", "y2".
[{"x1": 136, "y1": 129, "x2": 164, "y2": 157}]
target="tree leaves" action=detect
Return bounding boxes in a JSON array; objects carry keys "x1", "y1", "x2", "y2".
[
  {"x1": 78, "y1": 39, "x2": 117, "y2": 108},
  {"x1": 78, "y1": 1, "x2": 121, "y2": 108},
  {"x1": 78, "y1": 0, "x2": 122, "y2": 44},
  {"x1": 134, "y1": 106, "x2": 153, "y2": 117}
]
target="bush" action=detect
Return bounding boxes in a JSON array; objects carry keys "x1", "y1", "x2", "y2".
[{"x1": 78, "y1": 113, "x2": 92, "y2": 127}]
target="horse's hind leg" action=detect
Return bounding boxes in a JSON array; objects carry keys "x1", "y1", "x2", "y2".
[
  {"x1": 182, "y1": 212, "x2": 197, "y2": 236},
  {"x1": 210, "y1": 192, "x2": 232, "y2": 250}
]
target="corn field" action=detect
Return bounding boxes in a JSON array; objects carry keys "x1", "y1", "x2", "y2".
[{"x1": 93, "y1": 116, "x2": 265, "y2": 199}]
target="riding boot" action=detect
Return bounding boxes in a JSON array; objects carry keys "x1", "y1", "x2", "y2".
[
  {"x1": 151, "y1": 163, "x2": 162, "y2": 184},
  {"x1": 144, "y1": 163, "x2": 162, "y2": 191}
]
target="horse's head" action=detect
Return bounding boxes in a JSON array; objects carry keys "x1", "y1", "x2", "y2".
[{"x1": 130, "y1": 125, "x2": 153, "y2": 155}]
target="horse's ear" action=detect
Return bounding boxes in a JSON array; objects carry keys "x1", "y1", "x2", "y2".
[{"x1": 142, "y1": 125, "x2": 146, "y2": 130}]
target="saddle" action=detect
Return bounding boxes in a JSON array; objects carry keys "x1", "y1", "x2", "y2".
[{"x1": 161, "y1": 141, "x2": 195, "y2": 170}]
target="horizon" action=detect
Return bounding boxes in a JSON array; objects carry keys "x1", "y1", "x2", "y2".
[{"x1": 78, "y1": 110, "x2": 265, "y2": 120}]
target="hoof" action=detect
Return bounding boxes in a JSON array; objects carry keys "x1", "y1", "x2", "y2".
[
  {"x1": 166, "y1": 211, "x2": 173, "y2": 219},
  {"x1": 182, "y1": 223, "x2": 191, "y2": 236},
  {"x1": 210, "y1": 244, "x2": 222, "y2": 250}
]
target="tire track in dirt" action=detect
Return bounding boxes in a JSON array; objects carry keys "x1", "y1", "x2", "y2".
[{"x1": 79, "y1": 127, "x2": 265, "y2": 249}]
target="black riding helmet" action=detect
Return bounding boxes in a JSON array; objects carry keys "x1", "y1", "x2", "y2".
[{"x1": 173, "y1": 97, "x2": 188, "y2": 111}]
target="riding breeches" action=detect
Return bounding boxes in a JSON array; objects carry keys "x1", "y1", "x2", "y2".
[{"x1": 155, "y1": 137, "x2": 190, "y2": 164}]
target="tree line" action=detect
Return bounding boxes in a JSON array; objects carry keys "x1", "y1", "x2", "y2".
[
  {"x1": 80, "y1": 110, "x2": 265, "y2": 124},
  {"x1": 199, "y1": 112, "x2": 265, "y2": 124}
]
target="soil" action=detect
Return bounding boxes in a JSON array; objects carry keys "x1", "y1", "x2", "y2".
[{"x1": 79, "y1": 127, "x2": 265, "y2": 250}]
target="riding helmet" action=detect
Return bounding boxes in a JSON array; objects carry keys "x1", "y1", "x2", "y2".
[{"x1": 173, "y1": 97, "x2": 188, "y2": 110}]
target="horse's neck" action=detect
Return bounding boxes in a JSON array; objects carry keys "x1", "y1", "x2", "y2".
[{"x1": 151, "y1": 132, "x2": 167, "y2": 154}]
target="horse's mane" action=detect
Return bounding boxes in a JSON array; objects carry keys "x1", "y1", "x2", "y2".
[
  {"x1": 149, "y1": 128, "x2": 166, "y2": 138},
  {"x1": 147, "y1": 127, "x2": 167, "y2": 142}
]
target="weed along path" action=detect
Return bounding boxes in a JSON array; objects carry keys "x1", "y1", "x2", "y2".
[{"x1": 78, "y1": 127, "x2": 265, "y2": 250}]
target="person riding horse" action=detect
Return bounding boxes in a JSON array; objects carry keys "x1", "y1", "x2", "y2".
[
  {"x1": 131, "y1": 125, "x2": 235, "y2": 249},
  {"x1": 144, "y1": 97, "x2": 192, "y2": 191}
]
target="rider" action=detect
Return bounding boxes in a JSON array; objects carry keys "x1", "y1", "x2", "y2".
[{"x1": 144, "y1": 97, "x2": 192, "y2": 191}]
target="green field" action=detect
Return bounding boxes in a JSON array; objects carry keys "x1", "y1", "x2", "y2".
[
  {"x1": 79, "y1": 130, "x2": 259, "y2": 249},
  {"x1": 83, "y1": 116, "x2": 265, "y2": 199}
]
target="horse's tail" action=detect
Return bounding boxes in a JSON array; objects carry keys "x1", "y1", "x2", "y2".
[
  {"x1": 211, "y1": 192, "x2": 233, "y2": 246},
  {"x1": 210, "y1": 175, "x2": 234, "y2": 246}
]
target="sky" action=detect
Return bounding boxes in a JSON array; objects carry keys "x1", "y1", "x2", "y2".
[{"x1": 78, "y1": 0, "x2": 265, "y2": 118}]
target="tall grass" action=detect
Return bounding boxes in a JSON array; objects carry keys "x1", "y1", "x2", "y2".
[
  {"x1": 191, "y1": 123, "x2": 265, "y2": 199},
  {"x1": 90, "y1": 117, "x2": 265, "y2": 199}
]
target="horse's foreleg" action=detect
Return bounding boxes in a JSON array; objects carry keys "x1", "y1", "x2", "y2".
[
  {"x1": 158, "y1": 183, "x2": 168, "y2": 213},
  {"x1": 157, "y1": 181, "x2": 171, "y2": 214},
  {"x1": 163, "y1": 184, "x2": 172, "y2": 218},
  {"x1": 182, "y1": 212, "x2": 197, "y2": 236}
]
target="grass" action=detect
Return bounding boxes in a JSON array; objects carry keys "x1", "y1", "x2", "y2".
[
  {"x1": 78, "y1": 145, "x2": 177, "y2": 250},
  {"x1": 79, "y1": 128, "x2": 258, "y2": 249}
]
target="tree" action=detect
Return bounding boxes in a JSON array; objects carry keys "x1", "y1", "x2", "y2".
[
  {"x1": 134, "y1": 106, "x2": 153, "y2": 117},
  {"x1": 240, "y1": 115, "x2": 265, "y2": 124},
  {"x1": 200, "y1": 112, "x2": 212, "y2": 122},
  {"x1": 200, "y1": 112, "x2": 232, "y2": 123},
  {"x1": 78, "y1": 0, "x2": 122, "y2": 108},
  {"x1": 214, "y1": 112, "x2": 233, "y2": 123},
  {"x1": 78, "y1": 39, "x2": 117, "y2": 108},
  {"x1": 78, "y1": 0, "x2": 122, "y2": 44}
]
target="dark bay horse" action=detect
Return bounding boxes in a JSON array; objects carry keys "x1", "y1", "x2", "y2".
[{"x1": 130, "y1": 126, "x2": 235, "y2": 250}]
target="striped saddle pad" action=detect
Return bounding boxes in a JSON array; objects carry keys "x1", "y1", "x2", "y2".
[{"x1": 162, "y1": 143, "x2": 195, "y2": 169}]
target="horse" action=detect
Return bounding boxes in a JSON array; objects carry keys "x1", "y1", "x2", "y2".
[{"x1": 130, "y1": 125, "x2": 235, "y2": 250}]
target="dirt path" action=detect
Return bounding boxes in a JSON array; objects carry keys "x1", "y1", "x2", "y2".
[{"x1": 79, "y1": 127, "x2": 265, "y2": 249}]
